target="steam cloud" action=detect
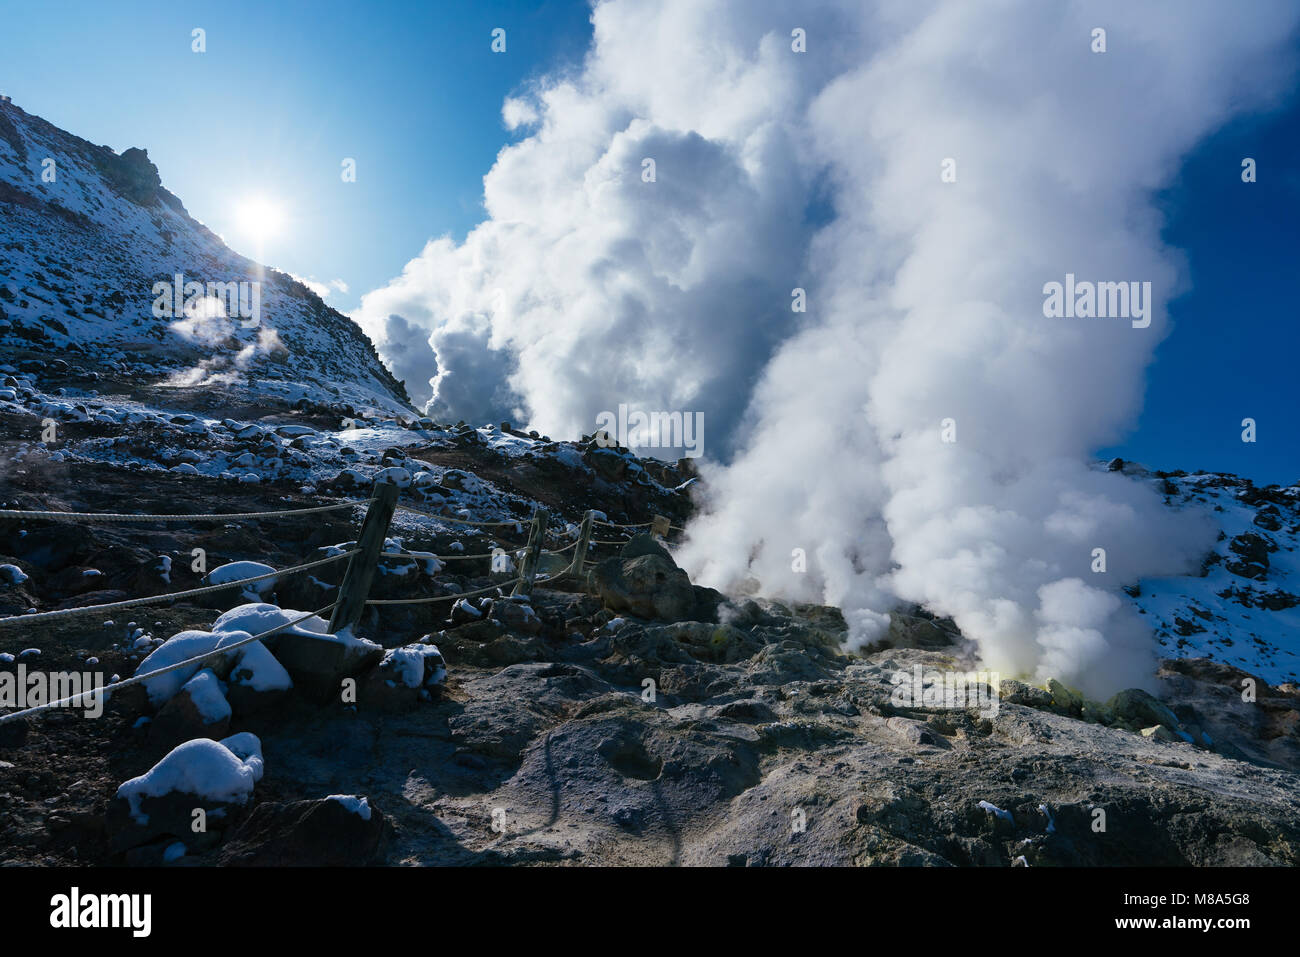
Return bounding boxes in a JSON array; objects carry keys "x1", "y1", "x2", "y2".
[{"x1": 353, "y1": 0, "x2": 1298, "y2": 697}]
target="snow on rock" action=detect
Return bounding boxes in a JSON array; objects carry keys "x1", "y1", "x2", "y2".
[
  {"x1": 212, "y1": 603, "x2": 381, "y2": 702},
  {"x1": 206, "y1": 561, "x2": 277, "y2": 601},
  {"x1": 135, "y1": 628, "x2": 254, "y2": 706},
  {"x1": 978, "y1": 800, "x2": 1014, "y2": 824},
  {"x1": 211, "y1": 602, "x2": 332, "y2": 641},
  {"x1": 326, "y1": 794, "x2": 372, "y2": 821},
  {"x1": 0, "y1": 564, "x2": 28, "y2": 585},
  {"x1": 180, "y1": 669, "x2": 232, "y2": 724},
  {"x1": 227, "y1": 640, "x2": 293, "y2": 692},
  {"x1": 380, "y1": 642, "x2": 447, "y2": 689},
  {"x1": 116, "y1": 735, "x2": 265, "y2": 824},
  {"x1": 374, "y1": 466, "x2": 412, "y2": 488},
  {"x1": 402, "y1": 550, "x2": 443, "y2": 576}
]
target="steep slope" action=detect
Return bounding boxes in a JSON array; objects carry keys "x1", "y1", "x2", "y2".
[
  {"x1": 1112, "y1": 462, "x2": 1300, "y2": 686},
  {"x1": 0, "y1": 99, "x2": 410, "y2": 416}
]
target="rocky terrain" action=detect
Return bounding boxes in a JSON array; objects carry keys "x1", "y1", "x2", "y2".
[{"x1": 0, "y1": 353, "x2": 1297, "y2": 867}]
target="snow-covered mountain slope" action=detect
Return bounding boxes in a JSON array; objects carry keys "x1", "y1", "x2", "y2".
[
  {"x1": 1126, "y1": 465, "x2": 1300, "y2": 686},
  {"x1": 0, "y1": 99, "x2": 410, "y2": 416}
]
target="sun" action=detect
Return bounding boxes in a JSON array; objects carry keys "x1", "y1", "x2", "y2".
[{"x1": 234, "y1": 195, "x2": 286, "y2": 244}]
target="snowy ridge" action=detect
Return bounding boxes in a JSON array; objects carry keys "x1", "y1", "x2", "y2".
[{"x1": 1111, "y1": 463, "x2": 1300, "y2": 685}]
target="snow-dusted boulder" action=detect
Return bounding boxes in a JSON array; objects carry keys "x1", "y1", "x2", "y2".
[
  {"x1": 358, "y1": 641, "x2": 447, "y2": 711},
  {"x1": 0, "y1": 563, "x2": 28, "y2": 586},
  {"x1": 108, "y1": 734, "x2": 265, "y2": 855},
  {"x1": 374, "y1": 466, "x2": 412, "y2": 488},
  {"x1": 214, "y1": 602, "x2": 380, "y2": 703},
  {"x1": 206, "y1": 561, "x2": 277, "y2": 602},
  {"x1": 225, "y1": 639, "x2": 293, "y2": 715},
  {"x1": 135, "y1": 629, "x2": 243, "y2": 706}
]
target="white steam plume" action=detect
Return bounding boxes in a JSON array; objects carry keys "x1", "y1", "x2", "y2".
[{"x1": 354, "y1": 0, "x2": 1298, "y2": 697}]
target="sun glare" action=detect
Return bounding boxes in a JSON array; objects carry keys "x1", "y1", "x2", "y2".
[{"x1": 234, "y1": 196, "x2": 286, "y2": 244}]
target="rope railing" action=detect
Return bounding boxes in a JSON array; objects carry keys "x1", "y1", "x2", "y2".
[
  {"x1": 363, "y1": 578, "x2": 523, "y2": 606},
  {"x1": 380, "y1": 550, "x2": 504, "y2": 561},
  {"x1": 0, "y1": 551, "x2": 358, "y2": 629},
  {"x1": 593, "y1": 518, "x2": 685, "y2": 534},
  {"x1": 0, "y1": 500, "x2": 374, "y2": 523},
  {"x1": 377, "y1": 540, "x2": 576, "y2": 562},
  {"x1": 0, "y1": 604, "x2": 337, "y2": 726},
  {"x1": 0, "y1": 476, "x2": 686, "y2": 716}
]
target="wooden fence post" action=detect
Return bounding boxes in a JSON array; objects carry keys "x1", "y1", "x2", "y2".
[
  {"x1": 566, "y1": 510, "x2": 595, "y2": 577},
  {"x1": 651, "y1": 514, "x2": 671, "y2": 540},
  {"x1": 329, "y1": 480, "x2": 400, "y2": 634},
  {"x1": 512, "y1": 507, "x2": 550, "y2": 597}
]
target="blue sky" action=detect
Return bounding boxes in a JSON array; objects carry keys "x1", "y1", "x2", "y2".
[
  {"x1": 1, "y1": 0, "x2": 1296, "y2": 484},
  {"x1": 0, "y1": 0, "x2": 594, "y2": 306},
  {"x1": 1100, "y1": 101, "x2": 1300, "y2": 485}
]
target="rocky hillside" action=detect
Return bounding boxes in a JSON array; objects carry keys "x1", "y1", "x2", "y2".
[{"x1": 0, "y1": 99, "x2": 410, "y2": 416}]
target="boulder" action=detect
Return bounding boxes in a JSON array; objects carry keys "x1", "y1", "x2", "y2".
[
  {"x1": 150, "y1": 670, "x2": 231, "y2": 747},
  {"x1": 1225, "y1": 532, "x2": 1274, "y2": 581},
  {"x1": 488, "y1": 597, "x2": 543, "y2": 635},
  {"x1": 262, "y1": 631, "x2": 382, "y2": 704},
  {"x1": 1107, "y1": 688, "x2": 1180, "y2": 730},
  {"x1": 584, "y1": 447, "x2": 628, "y2": 481},
  {"x1": 1141, "y1": 724, "x2": 1180, "y2": 743},
  {"x1": 1047, "y1": 678, "x2": 1082, "y2": 715},
  {"x1": 106, "y1": 788, "x2": 232, "y2": 856},
  {"x1": 358, "y1": 642, "x2": 446, "y2": 711},
  {"x1": 866, "y1": 611, "x2": 960, "y2": 652},
  {"x1": 107, "y1": 735, "x2": 262, "y2": 855},
  {"x1": 592, "y1": 553, "x2": 697, "y2": 622},
  {"x1": 224, "y1": 641, "x2": 292, "y2": 716},
  {"x1": 621, "y1": 533, "x2": 672, "y2": 562},
  {"x1": 216, "y1": 796, "x2": 387, "y2": 866},
  {"x1": 998, "y1": 679, "x2": 1053, "y2": 709}
]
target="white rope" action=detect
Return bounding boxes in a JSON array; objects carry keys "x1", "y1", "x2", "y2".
[
  {"x1": 364, "y1": 579, "x2": 522, "y2": 606},
  {"x1": 594, "y1": 520, "x2": 653, "y2": 529},
  {"x1": 0, "y1": 499, "x2": 373, "y2": 523},
  {"x1": 0, "y1": 604, "x2": 337, "y2": 726},
  {"x1": 379, "y1": 550, "x2": 515, "y2": 561},
  {"x1": 0, "y1": 551, "x2": 357, "y2": 629}
]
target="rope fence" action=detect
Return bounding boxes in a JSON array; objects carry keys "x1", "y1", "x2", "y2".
[
  {"x1": 364, "y1": 578, "x2": 523, "y2": 606},
  {"x1": 0, "y1": 550, "x2": 357, "y2": 628},
  {"x1": 0, "y1": 604, "x2": 338, "y2": 726},
  {"x1": 0, "y1": 500, "x2": 374, "y2": 523},
  {"x1": 0, "y1": 476, "x2": 688, "y2": 723}
]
